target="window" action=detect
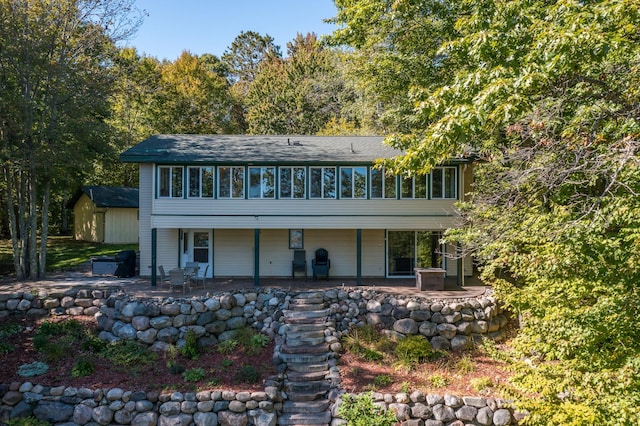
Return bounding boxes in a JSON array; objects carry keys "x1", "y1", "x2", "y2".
[
  {"x1": 310, "y1": 167, "x2": 336, "y2": 199},
  {"x1": 280, "y1": 167, "x2": 306, "y2": 198},
  {"x1": 340, "y1": 167, "x2": 367, "y2": 199},
  {"x1": 188, "y1": 167, "x2": 214, "y2": 198},
  {"x1": 193, "y1": 232, "x2": 209, "y2": 263},
  {"x1": 370, "y1": 168, "x2": 396, "y2": 199},
  {"x1": 218, "y1": 166, "x2": 244, "y2": 198},
  {"x1": 401, "y1": 175, "x2": 427, "y2": 199},
  {"x1": 431, "y1": 167, "x2": 457, "y2": 199},
  {"x1": 158, "y1": 166, "x2": 183, "y2": 198},
  {"x1": 249, "y1": 167, "x2": 275, "y2": 199}
]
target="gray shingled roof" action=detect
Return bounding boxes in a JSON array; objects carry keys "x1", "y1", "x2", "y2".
[
  {"x1": 120, "y1": 135, "x2": 402, "y2": 165},
  {"x1": 78, "y1": 186, "x2": 139, "y2": 208}
]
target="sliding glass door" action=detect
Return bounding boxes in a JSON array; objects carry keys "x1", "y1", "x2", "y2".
[{"x1": 387, "y1": 230, "x2": 443, "y2": 277}]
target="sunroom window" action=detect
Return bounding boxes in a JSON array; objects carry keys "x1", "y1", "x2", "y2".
[
  {"x1": 432, "y1": 167, "x2": 457, "y2": 199},
  {"x1": 401, "y1": 175, "x2": 427, "y2": 199},
  {"x1": 249, "y1": 166, "x2": 275, "y2": 199},
  {"x1": 310, "y1": 167, "x2": 336, "y2": 199},
  {"x1": 188, "y1": 167, "x2": 214, "y2": 198},
  {"x1": 370, "y1": 168, "x2": 396, "y2": 199},
  {"x1": 340, "y1": 167, "x2": 367, "y2": 199},
  {"x1": 280, "y1": 167, "x2": 306, "y2": 198},
  {"x1": 218, "y1": 166, "x2": 244, "y2": 199},
  {"x1": 158, "y1": 166, "x2": 183, "y2": 198}
]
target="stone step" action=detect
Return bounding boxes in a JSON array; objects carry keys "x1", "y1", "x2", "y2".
[
  {"x1": 285, "y1": 336, "x2": 325, "y2": 347},
  {"x1": 281, "y1": 343, "x2": 330, "y2": 354},
  {"x1": 288, "y1": 302, "x2": 327, "y2": 311},
  {"x1": 283, "y1": 308, "x2": 330, "y2": 319},
  {"x1": 286, "y1": 391, "x2": 328, "y2": 402},
  {"x1": 286, "y1": 330, "x2": 325, "y2": 340},
  {"x1": 286, "y1": 322, "x2": 334, "y2": 333},
  {"x1": 277, "y1": 411, "x2": 332, "y2": 425},
  {"x1": 285, "y1": 380, "x2": 331, "y2": 394},
  {"x1": 282, "y1": 400, "x2": 330, "y2": 414},
  {"x1": 286, "y1": 370, "x2": 328, "y2": 382},
  {"x1": 292, "y1": 292, "x2": 324, "y2": 301},
  {"x1": 285, "y1": 316, "x2": 330, "y2": 325},
  {"x1": 280, "y1": 352, "x2": 331, "y2": 364},
  {"x1": 286, "y1": 362, "x2": 328, "y2": 373}
]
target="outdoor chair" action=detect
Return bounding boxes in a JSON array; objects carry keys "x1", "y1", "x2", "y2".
[
  {"x1": 194, "y1": 264, "x2": 209, "y2": 289},
  {"x1": 169, "y1": 268, "x2": 189, "y2": 293},
  {"x1": 292, "y1": 250, "x2": 307, "y2": 280},
  {"x1": 312, "y1": 248, "x2": 330, "y2": 280},
  {"x1": 158, "y1": 265, "x2": 169, "y2": 288}
]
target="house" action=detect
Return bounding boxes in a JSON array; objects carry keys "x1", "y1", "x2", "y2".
[
  {"x1": 70, "y1": 186, "x2": 139, "y2": 244},
  {"x1": 120, "y1": 135, "x2": 474, "y2": 286}
]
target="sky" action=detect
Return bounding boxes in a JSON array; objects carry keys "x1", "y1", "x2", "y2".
[{"x1": 125, "y1": 0, "x2": 339, "y2": 61}]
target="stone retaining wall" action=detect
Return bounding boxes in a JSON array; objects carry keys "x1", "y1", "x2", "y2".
[{"x1": 0, "y1": 286, "x2": 509, "y2": 352}]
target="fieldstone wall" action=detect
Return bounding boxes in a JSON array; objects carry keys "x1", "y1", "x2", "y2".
[
  {"x1": 0, "y1": 382, "x2": 280, "y2": 426},
  {"x1": 0, "y1": 286, "x2": 509, "y2": 352}
]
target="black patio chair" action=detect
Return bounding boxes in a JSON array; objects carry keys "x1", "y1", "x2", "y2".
[
  {"x1": 292, "y1": 250, "x2": 307, "y2": 280},
  {"x1": 312, "y1": 248, "x2": 330, "y2": 280}
]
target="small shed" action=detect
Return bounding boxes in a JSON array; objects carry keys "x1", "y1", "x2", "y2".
[{"x1": 70, "y1": 186, "x2": 139, "y2": 244}]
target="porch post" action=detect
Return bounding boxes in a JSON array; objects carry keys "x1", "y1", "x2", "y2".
[
  {"x1": 356, "y1": 229, "x2": 362, "y2": 286},
  {"x1": 254, "y1": 229, "x2": 260, "y2": 286},
  {"x1": 151, "y1": 228, "x2": 157, "y2": 287},
  {"x1": 457, "y1": 243, "x2": 463, "y2": 286}
]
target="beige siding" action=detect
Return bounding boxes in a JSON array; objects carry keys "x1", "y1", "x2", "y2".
[
  {"x1": 73, "y1": 194, "x2": 99, "y2": 242},
  {"x1": 214, "y1": 229, "x2": 254, "y2": 276},
  {"x1": 139, "y1": 164, "x2": 153, "y2": 276},
  {"x1": 302, "y1": 229, "x2": 357, "y2": 277},
  {"x1": 362, "y1": 229, "x2": 385, "y2": 277},
  {"x1": 104, "y1": 208, "x2": 138, "y2": 244},
  {"x1": 258, "y1": 229, "x2": 292, "y2": 277},
  {"x1": 156, "y1": 228, "x2": 179, "y2": 272}
]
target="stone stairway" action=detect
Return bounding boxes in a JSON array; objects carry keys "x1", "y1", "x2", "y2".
[{"x1": 278, "y1": 292, "x2": 335, "y2": 426}]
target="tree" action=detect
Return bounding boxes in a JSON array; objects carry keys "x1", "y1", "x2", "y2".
[
  {"x1": 0, "y1": 0, "x2": 142, "y2": 279},
  {"x1": 222, "y1": 30, "x2": 281, "y2": 89},
  {"x1": 245, "y1": 33, "x2": 356, "y2": 135},
  {"x1": 331, "y1": 0, "x2": 640, "y2": 423}
]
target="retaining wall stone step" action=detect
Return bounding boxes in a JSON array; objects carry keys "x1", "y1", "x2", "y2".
[
  {"x1": 281, "y1": 343, "x2": 330, "y2": 354},
  {"x1": 283, "y1": 308, "x2": 330, "y2": 318},
  {"x1": 277, "y1": 411, "x2": 332, "y2": 425},
  {"x1": 286, "y1": 371, "x2": 329, "y2": 382},
  {"x1": 282, "y1": 400, "x2": 330, "y2": 413},
  {"x1": 285, "y1": 362, "x2": 329, "y2": 373},
  {"x1": 279, "y1": 353, "x2": 330, "y2": 364}
]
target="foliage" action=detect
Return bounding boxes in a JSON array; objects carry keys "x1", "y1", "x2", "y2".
[
  {"x1": 33, "y1": 319, "x2": 85, "y2": 362},
  {"x1": 181, "y1": 329, "x2": 200, "y2": 360},
  {"x1": 331, "y1": 0, "x2": 640, "y2": 422},
  {"x1": 103, "y1": 340, "x2": 158, "y2": 369},
  {"x1": 428, "y1": 374, "x2": 448, "y2": 388},
  {"x1": 5, "y1": 417, "x2": 49, "y2": 426},
  {"x1": 169, "y1": 364, "x2": 185, "y2": 375},
  {"x1": 373, "y1": 374, "x2": 393, "y2": 388},
  {"x1": 0, "y1": 322, "x2": 21, "y2": 354},
  {"x1": 183, "y1": 367, "x2": 206, "y2": 382},
  {"x1": 337, "y1": 392, "x2": 397, "y2": 426},
  {"x1": 234, "y1": 365, "x2": 261, "y2": 384},
  {"x1": 72, "y1": 355, "x2": 95, "y2": 378},
  {"x1": 454, "y1": 355, "x2": 475, "y2": 374},
  {"x1": 0, "y1": 342, "x2": 15, "y2": 355},
  {"x1": 217, "y1": 339, "x2": 239, "y2": 354},
  {"x1": 394, "y1": 335, "x2": 438, "y2": 367},
  {"x1": 234, "y1": 326, "x2": 269, "y2": 356},
  {"x1": 17, "y1": 361, "x2": 49, "y2": 378},
  {"x1": 470, "y1": 377, "x2": 494, "y2": 393}
]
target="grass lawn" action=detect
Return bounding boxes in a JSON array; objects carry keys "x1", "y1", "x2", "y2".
[{"x1": 0, "y1": 236, "x2": 138, "y2": 276}]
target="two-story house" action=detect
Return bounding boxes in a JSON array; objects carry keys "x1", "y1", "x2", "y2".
[{"x1": 120, "y1": 135, "x2": 473, "y2": 286}]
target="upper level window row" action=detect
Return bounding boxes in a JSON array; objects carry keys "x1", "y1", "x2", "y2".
[{"x1": 157, "y1": 165, "x2": 457, "y2": 200}]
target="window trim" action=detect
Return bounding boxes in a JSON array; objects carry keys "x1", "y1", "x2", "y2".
[
  {"x1": 218, "y1": 166, "x2": 245, "y2": 199},
  {"x1": 187, "y1": 166, "x2": 214, "y2": 198},
  {"x1": 158, "y1": 165, "x2": 183, "y2": 198},
  {"x1": 279, "y1": 166, "x2": 306, "y2": 199},
  {"x1": 249, "y1": 166, "x2": 276, "y2": 199},
  {"x1": 340, "y1": 166, "x2": 367, "y2": 199},
  {"x1": 309, "y1": 166, "x2": 336, "y2": 199},
  {"x1": 431, "y1": 166, "x2": 457, "y2": 199}
]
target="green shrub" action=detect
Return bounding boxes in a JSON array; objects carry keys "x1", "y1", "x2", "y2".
[
  {"x1": 337, "y1": 392, "x2": 397, "y2": 426},
  {"x1": 72, "y1": 355, "x2": 95, "y2": 378},
  {"x1": 400, "y1": 381, "x2": 411, "y2": 393},
  {"x1": 221, "y1": 358, "x2": 233, "y2": 368},
  {"x1": 394, "y1": 335, "x2": 436, "y2": 366},
  {"x1": 0, "y1": 341, "x2": 15, "y2": 355},
  {"x1": 234, "y1": 365, "x2": 260, "y2": 383},
  {"x1": 17, "y1": 361, "x2": 49, "y2": 377},
  {"x1": 470, "y1": 376, "x2": 494, "y2": 392},
  {"x1": 37, "y1": 319, "x2": 83, "y2": 338},
  {"x1": 455, "y1": 355, "x2": 476, "y2": 374},
  {"x1": 361, "y1": 347, "x2": 384, "y2": 361},
  {"x1": 373, "y1": 374, "x2": 393, "y2": 388},
  {"x1": 169, "y1": 364, "x2": 186, "y2": 374},
  {"x1": 428, "y1": 373, "x2": 449, "y2": 388},
  {"x1": 104, "y1": 340, "x2": 158, "y2": 368},
  {"x1": 217, "y1": 339, "x2": 239, "y2": 354},
  {"x1": 234, "y1": 327, "x2": 269, "y2": 355},
  {"x1": 181, "y1": 329, "x2": 200, "y2": 360},
  {"x1": 81, "y1": 333, "x2": 107, "y2": 353},
  {"x1": 183, "y1": 367, "x2": 206, "y2": 382},
  {"x1": 0, "y1": 322, "x2": 22, "y2": 338},
  {"x1": 5, "y1": 416, "x2": 50, "y2": 426}
]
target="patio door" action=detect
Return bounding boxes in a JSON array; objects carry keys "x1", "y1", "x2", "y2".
[
  {"x1": 386, "y1": 230, "x2": 444, "y2": 277},
  {"x1": 182, "y1": 229, "x2": 212, "y2": 277}
]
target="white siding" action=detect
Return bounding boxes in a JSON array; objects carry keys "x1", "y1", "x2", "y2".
[
  {"x1": 73, "y1": 195, "x2": 99, "y2": 242},
  {"x1": 303, "y1": 229, "x2": 356, "y2": 277},
  {"x1": 139, "y1": 164, "x2": 153, "y2": 276},
  {"x1": 258, "y1": 229, "x2": 292, "y2": 276},
  {"x1": 156, "y1": 228, "x2": 179, "y2": 272},
  {"x1": 104, "y1": 208, "x2": 138, "y2": 244},
  {"x1": 214, "y1": 229, "x2": 254, "y2": 276},
  {"x1": 362, "y1": 229, "x2": 385, "y2": 277}
]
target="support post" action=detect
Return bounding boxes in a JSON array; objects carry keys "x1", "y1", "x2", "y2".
[
  {"x1": 254, "y1": 229, "x2": 260, "y2": 287},
  {"x1": 356, "y1": 229, "x2": 362, "y2": 286},
  {"x1": 151, "y1": 228, "x2": 157, "y2": 287}
]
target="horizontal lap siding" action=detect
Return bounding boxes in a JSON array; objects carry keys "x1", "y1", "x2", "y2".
[
  {"x1": 104, "y1": 209, "x2": 139, "y2": 244},
  {"x1": 156, "y1": 228, "x2": 179, "y2": 271},
  {"x1": 214, "y1": 229, "x2": 254, "y2": 276},
  {"x1": 304, "y1": 229, "x2": 357, "y2": 277},
  {"x1": 73, "y1": 195, "x2": 97, "y2": 242},
  {"x1": 362, "y1": 229, "x2": 385, "y2": 277},
  {"x1": 139, "y1": 165, "x2": 153, "y2": 276},
  {"x1": 258, "y1": 229, "x2": 291, "y2": 277}
]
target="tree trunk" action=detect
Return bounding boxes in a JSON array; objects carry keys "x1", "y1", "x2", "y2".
[
  {"x1": 3, "y1": 164, "x2": 22, "y2": 279},
  {"x1": 28, "y1": 165, "x2": 38, "y2": 280},
  {"x1": 39, "y1": 179, "x2": 50, "y2": 278}
]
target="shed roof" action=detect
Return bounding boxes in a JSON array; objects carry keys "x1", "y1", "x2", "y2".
[
  {"x1": 119, "y1": 135, "x2": 402, "y2": 165},
  {"x1": 72, "y1": 186, "x2": 139, "y2": 209}
]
